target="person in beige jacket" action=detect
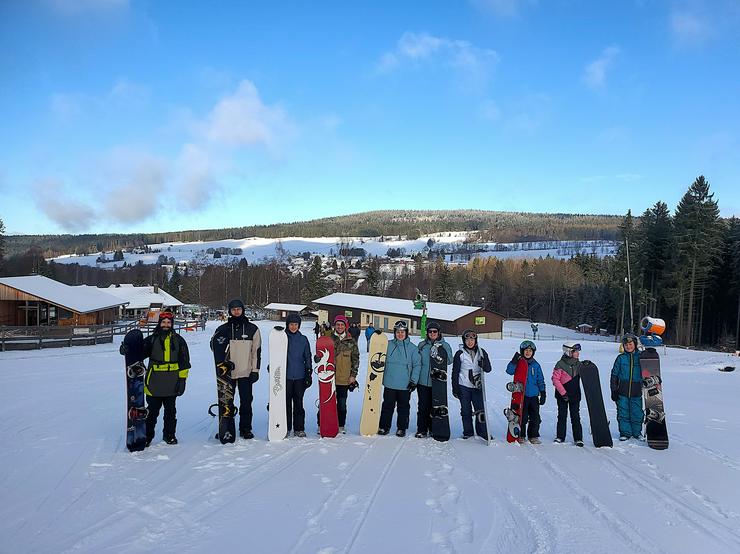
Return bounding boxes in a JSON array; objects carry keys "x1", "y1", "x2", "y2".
[{"x1": 211, "y1": 299, "x2": 261, "y2": 439}]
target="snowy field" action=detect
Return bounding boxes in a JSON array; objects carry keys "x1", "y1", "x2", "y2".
[
  {"x1": 1, "y1": 320, "x2": 739, "y2": 553},
  {"x1": 49, "y1": 235, "x2": 615, "y2": 268}
]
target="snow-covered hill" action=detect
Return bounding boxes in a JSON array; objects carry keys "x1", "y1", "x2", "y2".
[
  {"x1": 49, "y1": 234, "x2": 616, "y2": 268},
  {"x1": 1, "y1": 321, "x2": 737, "y2": 553}
]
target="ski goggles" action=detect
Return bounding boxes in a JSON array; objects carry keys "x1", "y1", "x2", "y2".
[
  {"x1": 393, "y1": 321, "x2": 408, "y2": 330},
  {"x1": 463, "y1": 332, "x2": 478, "y2": 340},
  {"x1": 567, "y1": 344, "x2": 582, "y2": 352}
]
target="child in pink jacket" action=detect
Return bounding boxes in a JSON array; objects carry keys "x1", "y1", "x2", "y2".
[{"x1": 552, "y1": 342, "x2": 583, "y2": 446}]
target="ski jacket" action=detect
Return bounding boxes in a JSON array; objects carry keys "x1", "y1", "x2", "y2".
[
  {"x1": 348, "y1": 325, "x2": 361, "y2": 342},
  {"x1": 333, "y1": 332, "x2": 360, "y2": 385},
  {"x1": 211, "y1": 316, "x2": 261, "y2": 379},
  {"x1": 452, "y1": 347, "x2": 492, "y2": 396},
  {"x1": 414, "y1": 338, "x2": 453, "y2": 387},
  {"x1": 506, "y1": 357, "x2": 545, "y2": 398},
  {"x1": 610, "y1": 351, "x2": 642, "y2": 397},
  {"x1": 143, "y1": 328, "x2": 191, "y2": 397},
  {"x1": 552, "y1": 355, "x2": 581, "y2": 400},
  {"x1": 286, "y1": 329, "x2": 312, "y2": 380},
  {"x1": 365, "y1": 326, "x2": 375, "y2": 342},
  {"x1": 383, "y1": 336, "x2": 421, "y2": 391}
]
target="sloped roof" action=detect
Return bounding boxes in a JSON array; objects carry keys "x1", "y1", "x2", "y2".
[
  {"x1": 103, "y1": 284, "x2": 184, "y2": 310},
  {"x1": 0, "y1": 275, "x2": 126, "y2": 314},
  {"x1": 264, "y1": 302, "x2": 309, "y2": 312},
  {"x1": 313, "y1": 292, "x2": 480, "y2": 322}
]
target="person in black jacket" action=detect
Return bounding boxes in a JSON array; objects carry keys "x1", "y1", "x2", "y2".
[
  {"x1": 285, "y1": 313, "x2": 312, "y2": 437},
  {"x1": 452, "y1": 330, "x2": 492, "y2": 440},
  {"x1": 211, "y1": 299, "x2": 262, "y2": 440},
  {"x1": 143, "y1": 311, "x2": 191, "y2": 446}
]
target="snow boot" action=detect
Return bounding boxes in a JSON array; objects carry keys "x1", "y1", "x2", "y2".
[
  {"x1": 529, "y1": 437, "x2": 542, "y2": 445},
  {"x1": 396, "y1": 429, "x2": 406, "y2": 437},
  {"x1": 554, "y1": 437, "x2": 564, "y2": 443},
  {"x1": 240, "y1": 430, "x2": 254, "y2": 440},
  {"x1": 575, "y1": 440, "x2": 584, "y2": 447},
  {"x1": 415, "y1": 431, "x2": 428, "y2": 438},
  {"x1": 164, "y1": 436, "x2": 178, "y2": 445},
  {"x1": 295, "y1": 431, "x2": 307, "y2": 438},
  {"x1": 619, "y1": 435, "x2": 629, "y2": 441},
  {"x1": 377, "y1": 428, "x2": 389, "y2": 435}
]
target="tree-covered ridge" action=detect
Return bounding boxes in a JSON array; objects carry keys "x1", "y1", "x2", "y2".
[{"x1": 4, "y1": 210, "x2": 623, "y2": 257}]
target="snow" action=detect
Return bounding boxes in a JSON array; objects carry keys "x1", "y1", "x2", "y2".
[
  {"x1": 315, "y1": 292, "x2": 480, "y2": 322},
  {"x1": 100, "y1": 284, "x2": 184, "y2": 310},
  {"x1": 264, "y1": 302, "x2": 309, "y2": 312},
  {"x1": 48, "y1": 235, "x2": 616, "y2": 268},
  {"x1": 0, "y1": 275, "x2": 125, "y2": 313},
  {"x1": 1, "y1": 320, "x2": 739, "y2": 553}
]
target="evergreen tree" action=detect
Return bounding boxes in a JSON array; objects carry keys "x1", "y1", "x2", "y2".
[{"x1": 364, "y1": 256, "x2": 382, "y2": 296}]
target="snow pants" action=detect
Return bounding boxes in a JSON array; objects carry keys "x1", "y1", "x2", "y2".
[
  {"x1": 286, "y1": 378, "x2": 306, "y2": 433},
  {"x1": 146, "y1": 395, "x2": 176, "y2": 440},
  {"x1": 379, "y1": 388, "x2": 411, "y2": 431},
  {"x1": 416, "y1": 385, "x2": 433, "y2": 434},
  {"x1": 556, "y1": 395, "x2": 583, "y2": 442},
  {"x1": 521, "y1": 395, "x2": 541, "y2": 439},
  {"x1": 236, "y1": 377, "x2": 253, "y2": 433},
  {"x1": 616, "y1": 395, "x2": 643, "y2": 437},
  {"x1": 459, "y1": 385, "x2": 488, "y2": 438}
]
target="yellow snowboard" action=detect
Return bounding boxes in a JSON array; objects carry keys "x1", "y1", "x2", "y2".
[{"x1": 359, "y1": 332, "x2": 388, "y2": 436}]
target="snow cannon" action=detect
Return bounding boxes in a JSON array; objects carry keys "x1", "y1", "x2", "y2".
[{"x1": 640, "y1": 316, "x2": 666, "y2": 336}]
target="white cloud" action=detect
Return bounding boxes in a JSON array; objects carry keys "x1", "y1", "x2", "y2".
[
  {"x1": 175, "y1": 144, "x2": 214, "y2": 211},
  {"x1": 583, "y1": 46, "x2": 620, "y2": 90},
  {"x1": 102, "y1": 151, "x2": 167, "y2": 223},
  {"x1": 202, "y1": 80, "x2": 294, "y2": 151},
  {"x1": 377, "y1": 32, "x2": 499, "y2": 88},
  {"x1": 471, "y1": 0, "x2": 536, "y2": 18},
  {"x1": 32, "y1": 180, "x2": 97, "y2": 232},
  {"x1": 670, "y1": 11, "x2": 711, "y2": 45},
  {"x1": 50, "y1": 78, "x2": 149, "y2": 121}
]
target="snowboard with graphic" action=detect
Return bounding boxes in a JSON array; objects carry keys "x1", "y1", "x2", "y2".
[
  {"x1": 640, "y1": 348, "x2": 669, "y2": 450},
  {"x1": 360, "y1": 331, "x2": 388, "y2": 436},
  {"x1": 505, "y1": 358, "x2": 528, "y2": 442},
  {"x1": 268, "y1": 326, "x2": 288, "y2": 441},
  {"x1": 316, "y1": 335, "x2": 339, "y2": 438},
  {"x1": 121, "y1": 328, "x2": 147, "y2": 452}
]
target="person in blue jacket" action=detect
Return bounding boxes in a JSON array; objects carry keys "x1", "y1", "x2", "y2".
[
  {"x1": 285, "y1": 313, "x2": 312, "y2": 437},
  {"x1": 364, "y1": 323, "x2": 376, "y2": 353},
  {"x1": 452, "y1": 329, "x2": 493, "y2": 439},
  {"x1": 610, "y1": 333, "x2": 645, "y2": 441},
  {"x1": 506, "y1": 340, "x2": 546, "y2": 444},
  {"x1": 378, "y1": 320, "x2": 421, "y2": 437},
  {"x1": 413, "y1": 321, "x2": 453, "y2": 438}
]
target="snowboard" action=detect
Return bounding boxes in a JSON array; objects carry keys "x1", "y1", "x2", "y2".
[
  {"x1": 579, "y1": 360, "x2": 613, "y2": 447},
  {"x1": 268, "y1": 326, "x2": 288, "y2": 441},
  {"x1": 505, "y1": 358, "x2": 528, "y2": 443},
  {"x1": 316, "y1": 335, "x2": 339, "y2": 438},
  {"x1": 212, "y1": 359, "x2": 237, "y2": 444},
  {"x1": 122, "y1": 328, "x2": 147, "y2": 452},
  {"x1": 640, "y1": 348, "x2": 669, "y2": 450},
  {"x1": 430, "y1": 344, "x2": 450, "y2": 442},
  {"x1": 360, "y1": 331, "x2": 388, "y2": 436},
  {"x1": 474, "y1": 365, "x2": 491, "y2": 445}
]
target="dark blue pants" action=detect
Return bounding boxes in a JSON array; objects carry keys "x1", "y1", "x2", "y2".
[
  {"x1": 556, "y1": 395, "x2": 582, "y2": 441},
  {"x1": 146, "y1": 395, "x2": 177, "y2": 440},
  {"x1": 236, "y1": 377, "x2": 253, "y2": 433},
  {"x1": 521, "y1": 395, "x2": 541, "y2": 439},
  {"x1": 379, "y1": 388, "x2": 411, "y2": 431},
  {"x1": 416, "y1": 385, "x2": 433, "y2": 434},
  {"x1": 458, "y1": 385, "x2": 488, "y2": 438},
  {"x1": 286, "y1": 378, "x2": 306, "y2": 432}
]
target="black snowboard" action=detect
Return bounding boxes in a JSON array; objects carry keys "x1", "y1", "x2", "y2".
[
  {"x1": 122, "y1": 329, "x2": 147, "y2": 452},
  {"x1": 640, "y1": 348, "x2": 669, "y2": 450},
  {"x1": 579, "y1": 361, "x2": 613, "y2": 448},
  {"x1": 430, "y1": 344, "x2": 450, "y2": 442},
  {"x1": 213, "y1": 363, "x2": 237, "y2": 444}
]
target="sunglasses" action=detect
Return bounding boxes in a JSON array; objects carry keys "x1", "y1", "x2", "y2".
[{"x1": 428, "y1": 329, "x2": 439, "y2": 334}]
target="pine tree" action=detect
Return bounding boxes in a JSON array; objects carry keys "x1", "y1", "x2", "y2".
[{"x1": 364, "y1": 256, "x2": 382, "y2": 296}]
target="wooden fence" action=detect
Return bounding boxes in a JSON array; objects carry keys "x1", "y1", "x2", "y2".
[{"x1": 0, "y1": 319, "x2": 206, "y2": 352}]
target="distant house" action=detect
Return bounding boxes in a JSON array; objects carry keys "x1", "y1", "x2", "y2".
[
  {"x1": 313, "y1": 292, "x2": 504, "y2": 338},
  {"x1": 576, "y1": 323, "x2": 594, "y2": 333},
  {"x1": 263, "y1": 302, "x2": 313, "y2": 321},
  {"x1": 101, "y1": 284, "x2": 184, "y2": 319},
  {"x1": 0, "y1": 276, "x2": 125, "y2": 326}
]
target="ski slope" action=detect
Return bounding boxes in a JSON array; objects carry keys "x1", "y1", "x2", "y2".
[{"x1": 1, "y1": 321, "x2": 738, "y2": 553}]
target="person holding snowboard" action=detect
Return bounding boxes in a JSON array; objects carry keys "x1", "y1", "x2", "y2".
[
  {"x1": 211, "y1": 299, "x2": 262, "y2": 440},
  {"x1": 143, "y1": 311, "x2": 191, "y2": 446},
  {"x1": 378, "y1": 320, "x2": 421, "y2": 437},
  {"x1": 552, "y1": 342, "x2": 584, "y2": 446},
  {"x1": 413, "y1": 321, "x2": 453, "y2": 438},
  {"x1": 610, "y1": 333, "x2": 645, "y2": 441},
  {"x1": 316, "y1": 315, "x2": 359, "y2": 434},
  {"x1": 451, "y1": 329, "x2": 492, "y2": 439},
  {"x1": 506, "y1": 340, "x2": 546, "y2": 444},
  {"x1": 285, "y1": 313, "x2": 312, "y2": 437}
]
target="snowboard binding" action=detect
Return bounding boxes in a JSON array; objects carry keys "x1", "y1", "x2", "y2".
[
  {"x1": 642, "y1": 375, "x2": 662, "y2": 388},
  {"x1": 126, "y1": 361, "x2": 146, "y2": 378},
  {"x1": 506, "y1": 381, "x2": 523, "y2": 393},
  {"x1": 431, "y1": 368, "x2": 447, "y2": 380},
  {"x1": 432, "y1": 405, "x2": 449, "y2": 418},
  {"x1": 645, "y1": 407, "x2": 665, "y2": 423},
  {"x1": 208, "y1": 403, "x2": 238, "y2": 417},
  {"x1": 474, "y1": 409, "x2": 486, "y2": 424},
  {"x1": 128, "y1": 406, "x2": 148, "y2": 420}
]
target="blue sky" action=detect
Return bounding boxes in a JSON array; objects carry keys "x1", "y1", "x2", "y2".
[{"x1": 1, "y1": 0, "x2": 739, "y2": 235}]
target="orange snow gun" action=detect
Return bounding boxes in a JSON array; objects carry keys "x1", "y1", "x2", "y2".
[{"x1": 640, "y1": 316, "x2": 665, "y2": 336}]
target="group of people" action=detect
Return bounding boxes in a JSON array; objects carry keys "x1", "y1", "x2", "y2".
[{"x1": 138, "y1": 301, "x2": 649, "y2": 447}]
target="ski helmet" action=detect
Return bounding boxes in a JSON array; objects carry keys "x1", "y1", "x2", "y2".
[
  {"x1": 519, "y1": 340, "x2": 536, "y2": 354},
  {"x1": 562, "y1": 342, "x2": 582, "y2": 355},
  {"x1": 393, "y1": 320, "x2": 408, "y2": 336},
  {"x1": 621, "y1": 333, "x2": 638, "y2": 346}
]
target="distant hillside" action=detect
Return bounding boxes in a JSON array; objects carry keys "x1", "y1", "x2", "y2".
[{"x1": 5, "y1": 209, "x2": 623, "y2": 257}]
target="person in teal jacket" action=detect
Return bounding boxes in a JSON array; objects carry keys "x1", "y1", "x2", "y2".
[
  {"x1": 413, "y1": 321, "x2": 453, "y2": 438},
  {"x1": 378, "y1": 321, "x2": 421, "y2": 437},
  {"x1": 610, "y1": 333, "x2": 645, "y2": 441}
]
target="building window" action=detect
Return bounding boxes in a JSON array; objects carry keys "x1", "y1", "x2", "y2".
[{"x1": 475, "y1": 316, "x2": 486, "y2": 325}]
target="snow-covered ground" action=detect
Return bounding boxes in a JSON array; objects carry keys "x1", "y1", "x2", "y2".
[
  {"x1": 1, "y1": 320, "x2": 738, "y2": 553},
  {"x1": 49, "y1": 235, "x2": 616, "y2": 268}
]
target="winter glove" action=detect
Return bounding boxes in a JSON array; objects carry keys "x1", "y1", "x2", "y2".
[
  {"x1": 217, "y1": 361, "x2": 235, "y2": 374},
  {"x1": 304, "y1": 373, "x2": 313, "y2": 388},
  {"x1": 348, "y1": 380, "x2": 359, "y2": 392},
  {"x1": 561, "y1": 394, "x2": 569, "y2": 403},
  {"x1": 539, "y1": 391, "x2": 546, "y2": 405},
  {"x1": 511, "y1": 352, "x2": 522, "y2": 365},
  {"x1": 611, "y1": 390, "x2": 619, "y2": 402},
  {"x1": 407, "y1": 381, "x2": 417, "y2": 392},
  {"x1": 452, "y1": 385, "x2": 460, "y2": 399},
  {"x1": 119, "y1": 343, "x2": 127, "y2": 355},
  {"x1": 313, "y1": 354, "x2": 321, "y2": 363},
  {"x1": 175, "y1": 378, "x2": 187, "y2": 397},
  {"x1": 249, "y1": 372, "x2": 259, "y2": 384}
]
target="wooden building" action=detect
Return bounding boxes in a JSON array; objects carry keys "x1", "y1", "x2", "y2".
[
  {"x1": 263, "y1": 302, "x2": 314, "y2": 321},
  {"x1": 313, "y1": 292, "x2": 504, "y2": 338},
  {"x1": 0, "y1": 276, "x2": 125, "y2": 326}
]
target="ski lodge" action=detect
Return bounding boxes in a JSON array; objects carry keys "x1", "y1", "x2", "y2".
[
  {"x1": 263, "y1": 302, "x2": 314, "y2": 321},
  {"x1": 0, "y1": 275, "x2": 126, "y2": 326},
  {"x1": 313, "y1": 292, "x2": 504, "y2": 338},
  {"x1": 98, "y1": 284, "x2": 183, "y2": 320}
]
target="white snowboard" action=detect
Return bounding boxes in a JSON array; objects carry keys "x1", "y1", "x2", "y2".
[{"x1": 268, "y1": 326, "x2": 288, "y2": 441}]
